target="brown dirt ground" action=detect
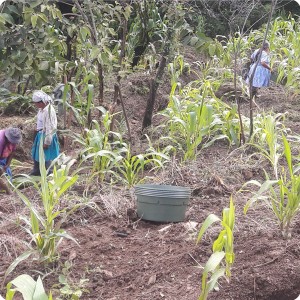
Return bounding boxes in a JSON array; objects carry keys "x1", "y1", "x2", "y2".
[{"x1": 1, "y1": 50, "x2": 300, "y2": 300}]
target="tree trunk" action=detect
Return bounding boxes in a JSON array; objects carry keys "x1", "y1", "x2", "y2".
[
  {"x1": 97, "y1": 62, "x2": 104, "y2": 105},
  {"x1": 232, "y1": 38, "x2": 245, "y2": 145},
  {"x1": 249, "y1": 0, "x2": 278, "y2": 137},
  {"x1": 117, "y1": 85, "x2": 132, "y2": 143},
  {"x1": 142, "y1": 38, "x2": 169, "y2": 129}
]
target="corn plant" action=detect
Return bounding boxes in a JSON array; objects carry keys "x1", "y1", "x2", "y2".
[
  {"x1": 220, "y1": 105, "x2": 241, "y2": 146},
  {"x1": 160, "y1": 92, "x2": 229, "y2": 161},
  {"x1": 245, "y1": 135, "x2": 300, "y2": 238},
  {"x1": 249, "y1": 112, "x2": 286, "y2": 179},
  {"x1": 270, "y1": 17, "x2": 300, "y2": 91},
  {"x1": 114, "y1": 142, "x2": 170, "y2": 187},
  {"x1": 197, "y1": 197, "x2": 235, "y2": 300},
  {"x1": 4, "y1": 144, "x2": 79, "y2": 282},
  {"x1": 74, "y1": 110, "x2": 124, "y2": 181},
  {"x1": 168, "y1": 54, "x2": 188, "y2": 97},
  {"x1": 3, "y1": 274, "x2": 52, "y2": 300},
  {"x1": 60, "y1": 82, "x2": 107, "y2": 131},
  {"x1": 144, "y1": 134, "x2": 175, "y2": 168},
  {"x1": 163, "y1": 104, "x2": 213, "y2": 161},
  {"x1": 187, "y1": 70, "x2": 223, "y2": 96}
]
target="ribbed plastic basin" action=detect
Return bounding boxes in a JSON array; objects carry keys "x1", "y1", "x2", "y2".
[{"x1": 134, "y1": 184, "x2": 191, "y2": 222}]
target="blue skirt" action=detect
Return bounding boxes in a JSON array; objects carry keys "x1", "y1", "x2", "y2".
[
  {"x1": 32, "y1": 131, "x2": 60, "y2": 162},
  {"x1": 0, "y1": 158, "x2": 12, "y2": 179}
]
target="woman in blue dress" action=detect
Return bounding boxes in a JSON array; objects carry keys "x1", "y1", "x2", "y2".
[
  {"x1": 30, "y1": 90, "x2": 60, "y2": 176},
  {"x1": 246, "y1": 42, "x2": 272, "y2": 104}
]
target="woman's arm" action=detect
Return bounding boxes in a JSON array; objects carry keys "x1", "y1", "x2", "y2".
[
  {"x1": 261, "y1": 61, "x2": 272, "y2": 71},
  {"x1": 261, "y1": 51, "x2": 271, "y2": 71},
  {"x1": 4, "y1": 151, "x2": 14, "y2": 170}
]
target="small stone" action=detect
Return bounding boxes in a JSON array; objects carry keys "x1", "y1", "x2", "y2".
[
  {"x1": 102, "y1": 270, "x2": 113, "y2": 280},
  {"x1": 242, "y1": 170, "x2": 253, "y2": 180},
  {"x1": 126, "y1": 285, "x2": 135, "y2": 291},
  {"x1": 68, "y1": 250, "x2": 77, "y2": 261},
  {"x1": 147, "y1": 274, "x2": 156, "y2": 285}
]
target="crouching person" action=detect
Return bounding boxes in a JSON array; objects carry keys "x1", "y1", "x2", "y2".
[
  {"x1": 30, "y1": 90, "x2": 60, "y2": 176},
  {"x1": 0, "y1": 127, "x2": 22, "y2": 194}
]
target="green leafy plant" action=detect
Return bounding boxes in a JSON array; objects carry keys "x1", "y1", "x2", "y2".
[
  {"x1": 270, "y1": 17, "x2": 300, "y2": 91},
  {"x1": 249, "y1": 112, "x2": 286, "y2": 179},
  {"x1": 4, "y1": 145, "x2": 80, "y2": 282},
  {"x1": 244, "y1": 135, "x2": 300, "y2": 238},
  {"x1": 159, "y1": 93, "x2": 228, "y2": 161},
  {"x1": 194, "y1": 35, "x2": 224, "y2": 58},
  {"x1": 144, "y1": 135, "x2": 175, "y2": 168},
  {"x1": 168, "y1": 54, "x2": 189, "y2": 97},
  {"x1": 0, "y1": 1, "x2": 64, "y2": 87},
  {"x1": 3, "y1": 274, "x2": 52, "y2": 300},
  {"x1": 74, "y1": 111, "x2": 124, "y2": 181},
  {"x1": 220, "y1": 105, "x2": 241, "y2": 146},
  {"x1": 115, "y1": 147, "x2": 148, "y2": 187},
  {"x1": 114, "y1": 142, "x2": 170, "y2": 187},
  {"x1": 196, "y1": 197, "x2": 235, "y2": 300},
  {"x1": 0, "y1": 88, "x2": 32, "y2": 115},
  {"x1": 75, "y1": 107, "x2": 171, "y2": 186},
  {"x1": 56, "y1": 261, "x2": 89, "y2": 300}
]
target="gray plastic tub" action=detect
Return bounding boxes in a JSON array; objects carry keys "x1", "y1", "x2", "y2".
[{"x1": 134, "y1": 184, "x2": 191, "y2": 222}]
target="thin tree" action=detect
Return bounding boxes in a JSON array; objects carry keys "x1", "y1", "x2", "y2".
[
  {"x1": 74, "y1": 0, "x2": 104, "y2": 107},
  {"x1": 225, "y1": 0, "x2": 258, "y2": 145},
  {"x1": 142, "y1": 0, "x2": 187, "y2": 129},
  {"x1": 109, "y1": 2, "x2": 132, "y2": 142},
  {"x1": 142, "y1": 28, "x2": 173, "y2": 129},
  {"x1": 248, "y1": 0, "x2": 278, "y2": 137}
]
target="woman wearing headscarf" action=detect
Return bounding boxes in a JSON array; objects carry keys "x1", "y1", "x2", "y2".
[
  {"x1": 30, "y1": 90, "x2": 60, "y2": 176},
  {"x1": 246, "y1": 41, "x2": 272, "y2": 102},
  {"x1": 0, "y1": 127, "x2": 22, "y2": 194}
]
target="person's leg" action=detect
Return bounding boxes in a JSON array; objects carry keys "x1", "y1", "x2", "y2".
[
  {"x1": 29, "y1": 160, "x2": 40, "y2": 176},
  {"x1": 31, "y1": 131, "x2": 41, "y2": 176},
  {"x1": 29, "y1": 161, "x2": 53, "y2": 176},
  {"x1": 250, "y1": 87, "x2": 260, "y2": 109},
  {"x1": 45, "y1": 161, "x2": 53, "y2": 175}
]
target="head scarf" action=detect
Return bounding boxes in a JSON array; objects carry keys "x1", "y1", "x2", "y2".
[
  {"x1": 32, "y1": 90, "x2": 52, "y2": 104},
  {"x1": 5, "y1": 127, "x2": 22, "y2": 144},
  {"x1": 262, "y1": 41, "x2": 270, "y2": 50}
]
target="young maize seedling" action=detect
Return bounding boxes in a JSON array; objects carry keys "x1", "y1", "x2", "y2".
[
  {"x1": 245, "y1": 135, "x2": 300, "y2": 238},
  {"x1": 197, "y1": 197, "x2": 235, "y2": 300},
  {"x1": 75, "y1": 116, "x2": 124, "y2": 181},
  {"x1": 249, "y1": 112, "x2": 285, "y2": 179},
  {"x1": 3, "y1": 142, "x2": 79, "y2": 284},
  {"x1": 4, "y1": 274, "x2": 52, "y2": 300},
  {"x1": 114, "y1": 142, "x2": 170, "y2": 187}
]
